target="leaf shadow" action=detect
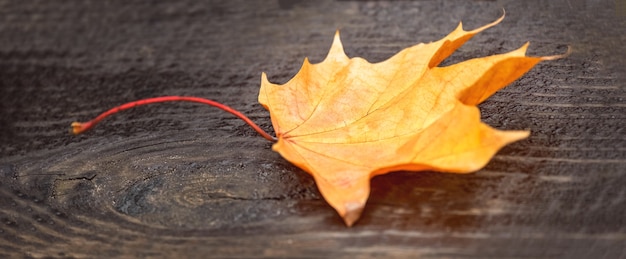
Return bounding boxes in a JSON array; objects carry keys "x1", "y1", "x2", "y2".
[{"x1": 358, "y1": 171, "x2": 489, "y2": 231}]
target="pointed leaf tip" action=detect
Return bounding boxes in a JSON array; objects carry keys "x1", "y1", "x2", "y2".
[
  {"x1": 324, "y1": 30, "x2": 347, "y2": 62},
  {"x1": 342, "y1": 202, "x2": 365, "y2": 227}
]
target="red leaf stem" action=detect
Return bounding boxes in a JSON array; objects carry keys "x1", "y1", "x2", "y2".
[{"x1": 70, "y1": 96, "x2": 277, "y2": 142}]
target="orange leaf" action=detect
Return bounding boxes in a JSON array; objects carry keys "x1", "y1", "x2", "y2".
[{"x1": 259, "y1": 14, "x2": 566, "y2": 226}]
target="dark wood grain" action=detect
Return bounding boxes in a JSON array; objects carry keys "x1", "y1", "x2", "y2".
[{"x1": 1, "y1": 0, "x2": 624, "y2": 258}]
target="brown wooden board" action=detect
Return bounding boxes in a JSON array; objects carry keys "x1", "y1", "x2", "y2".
[{"x1": 1, "y1": 0, "x2": 624, "y2": 258}]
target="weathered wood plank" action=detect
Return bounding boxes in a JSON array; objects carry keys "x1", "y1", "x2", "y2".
[{"x1": 1, "y1": 0, "x2": 624, "y2": 258}]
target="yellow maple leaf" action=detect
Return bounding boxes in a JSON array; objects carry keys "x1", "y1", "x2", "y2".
[{"x1": 259, "y1": 14, "x2": 566, "y2": 226}]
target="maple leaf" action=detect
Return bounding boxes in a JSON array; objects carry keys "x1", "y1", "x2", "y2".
[{"x1": 259, "y1": 14, "x2": 566, "y2": 226}]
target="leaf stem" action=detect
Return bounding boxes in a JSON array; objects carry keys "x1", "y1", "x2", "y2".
[{"x1": 70, "y1": 96, "x2": 277, "y2": 142}]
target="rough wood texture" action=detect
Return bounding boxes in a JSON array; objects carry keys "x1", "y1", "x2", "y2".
[{"x1": 1, "y1": 0, "x2": 624, "y2": 258}]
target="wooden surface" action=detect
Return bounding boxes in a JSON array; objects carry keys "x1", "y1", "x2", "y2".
[{"x1": 1, "y1": 0, "x2": 625, "y2": 258}]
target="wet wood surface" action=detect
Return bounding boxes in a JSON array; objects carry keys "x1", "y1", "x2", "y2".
[{"x1": 1, "y1": 1, "x2": 625, "y2": 258}]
